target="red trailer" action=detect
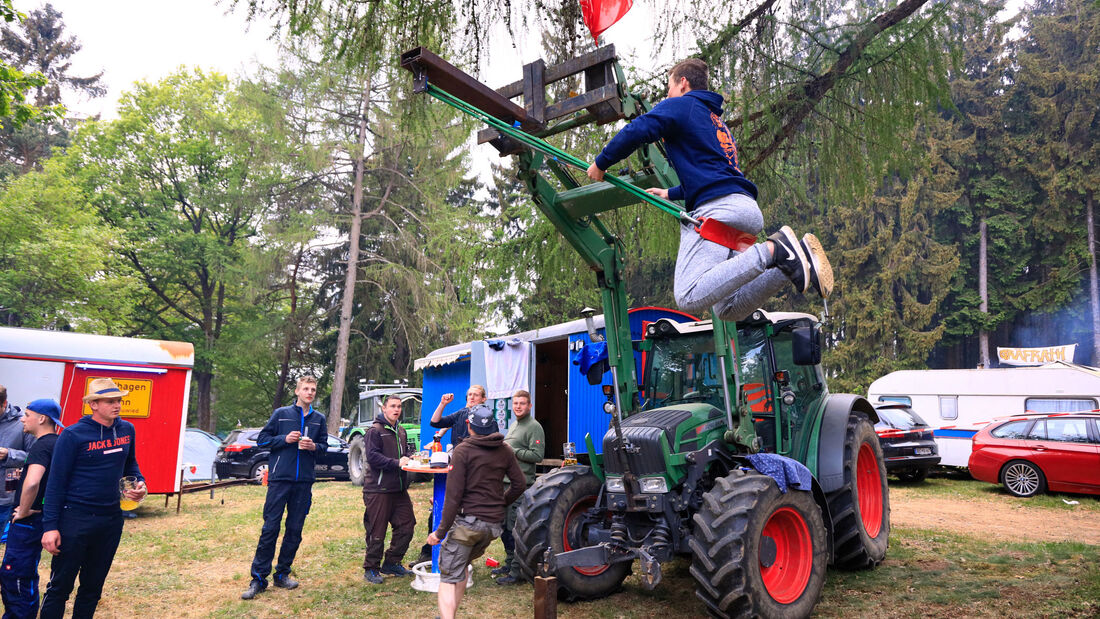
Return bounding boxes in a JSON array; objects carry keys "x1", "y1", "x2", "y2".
[{"x1": 0, "y1": 326, "x2": 195, "y2": 494}]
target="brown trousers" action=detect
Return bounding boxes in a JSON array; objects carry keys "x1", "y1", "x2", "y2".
[{"x1": 362, "y1": 491, "x2": 416, "y2": 570}]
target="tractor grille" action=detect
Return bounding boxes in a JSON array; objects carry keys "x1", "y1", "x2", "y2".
[{"x1": 602, "y1": 408, "x2": 692, "y2": 476}]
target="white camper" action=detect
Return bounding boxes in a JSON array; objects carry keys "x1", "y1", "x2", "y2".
[{"x1": 867, "y1": 362, "x2": 1100, "y2": 467}]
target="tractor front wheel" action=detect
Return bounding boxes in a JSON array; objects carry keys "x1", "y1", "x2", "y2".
[
  {"x1": 514, "y1": 466, "x2": 630, "y2": 600},
  {"x1": 826, "y1": 414, "x2": 890, "y2": 569},
  {"x1": 347, "y1": 436, "x2": 367, "y2": 487},
  {"x1": 689, "y1": 469, "x2": 828, "y2": 618}
]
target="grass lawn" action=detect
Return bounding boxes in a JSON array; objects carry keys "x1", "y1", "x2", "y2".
[{"x1": 54, "y1": 478, "x2": 1100, "y2": 618}]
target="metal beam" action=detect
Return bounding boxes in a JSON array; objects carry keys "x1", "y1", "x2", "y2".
[{"x1": 399, "y1": 46, "x2": 539, "y2": 131}]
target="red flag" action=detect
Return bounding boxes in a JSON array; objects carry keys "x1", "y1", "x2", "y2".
[{"x1": 580, "y1": 0, "x2": 633, "y2": 42}]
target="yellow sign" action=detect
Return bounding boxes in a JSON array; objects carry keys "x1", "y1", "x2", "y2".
[
  {"x1": 82, "y1": 377, "x2": 153, "y2": 418},
  {"x1": 996, "y1": 344, "x2": 1077, "y2": 367}
]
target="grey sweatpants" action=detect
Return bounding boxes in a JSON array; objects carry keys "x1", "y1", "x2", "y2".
[{"x1": 674, "y1": 193, "x2": 787, "y2": 321}]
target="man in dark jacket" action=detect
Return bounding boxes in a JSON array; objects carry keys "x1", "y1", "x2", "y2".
[
  {"x1": 39, "y1": 378, "x2": 146, "y2": 619},
  {"x1": 242, "y1": 376, "x2": 328, "y2": 600},
  {"x1": 426, "y1": 406, "x2": 525, "y2": 619},
  {"x1": 362, "y1": 394, "x2": 415, "y2": 584}
]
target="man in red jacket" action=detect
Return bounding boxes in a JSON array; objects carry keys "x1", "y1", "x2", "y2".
[
  {"x1": 427, "y1": 406, "x2": 525, "y2": 619},
  {"x1": 361, "y1": 395, "x2": 415, "y2": 584}
]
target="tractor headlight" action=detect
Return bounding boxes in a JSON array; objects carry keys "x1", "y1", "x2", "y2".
[
  {"x1": 605, "y1": 477, "x2": 626, "y2": 492},
  {"x1": 603, "y1": 401, "x2": 617, "y2": 415},
  {"x1": 639, "y1": 477, "x2": 669, "y2": 493}
]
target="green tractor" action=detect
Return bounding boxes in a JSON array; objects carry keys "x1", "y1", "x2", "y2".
[
  {"x1": 400, "y1": 45, "x2": 889, "y2": 617},
  {"x1": 513, "y1": 311, "x2": 888, "y2": 616}
]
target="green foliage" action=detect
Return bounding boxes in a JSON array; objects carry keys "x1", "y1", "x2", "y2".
[{"x1": 0, "y1": 156, "x2": 135, "y2": 329}]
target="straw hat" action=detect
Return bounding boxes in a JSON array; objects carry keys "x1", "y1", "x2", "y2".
[{"x1": 82, "y1": 378, "x2": 129, "y2": 403}]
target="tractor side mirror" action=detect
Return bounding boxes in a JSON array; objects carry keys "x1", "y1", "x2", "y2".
[{"x1": 792, "y1": 325, "x2": 822, "y2": 366}]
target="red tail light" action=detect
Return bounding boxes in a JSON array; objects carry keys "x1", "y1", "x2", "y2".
[{"x1": 223, "y1": 444, "x2": 249, "y2": 453}]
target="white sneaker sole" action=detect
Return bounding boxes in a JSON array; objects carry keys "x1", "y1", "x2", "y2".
[{"x1": 801, "y1": 233, "x2": 833, "y2": 298}]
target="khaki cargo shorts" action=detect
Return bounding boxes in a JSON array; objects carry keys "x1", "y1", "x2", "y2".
[{"x1": 438, "y1": 515, "x2": 503, "y2": 584}]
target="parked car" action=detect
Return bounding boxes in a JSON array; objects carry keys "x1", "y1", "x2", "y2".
[
  {"x1": 214, "y1": 428, "x2": 351, "y2": 482},
  {"x1": 969, "y1": 412, "x2": 1100, "y2": 497},
  {"x1": 873, "y1": 402, "x2": 941, "y2": 482}
]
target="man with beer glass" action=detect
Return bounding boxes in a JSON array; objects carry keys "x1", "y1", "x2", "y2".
[{"x1": 39, "y1": 378, "x2": 146, "y2": 619}]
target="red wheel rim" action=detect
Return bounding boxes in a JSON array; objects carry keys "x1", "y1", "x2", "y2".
[
  {"x1": 760, "y1": 506, "x2": 813, "y2": 604},
  {"x1": 856, "y1": 442, "x2": 883, "y2": 538},
  {"x1": 562, "y1": 495, "x2": 609, "y2": 576}
]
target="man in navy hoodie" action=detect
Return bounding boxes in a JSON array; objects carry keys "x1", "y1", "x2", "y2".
[
  {"x1": 241, "y1": 375, "x2": 328, "y2": 600},
  {"x1": 39, "y1": 378, "x2": 146, "y2": 619},
  {"x1": 587, "y1": 58, "x2": 833, "y2": 321}
]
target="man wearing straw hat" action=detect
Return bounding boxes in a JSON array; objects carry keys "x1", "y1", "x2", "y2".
[{"x1": 39, "y1": 378, "x2": 146, "y2": 619}]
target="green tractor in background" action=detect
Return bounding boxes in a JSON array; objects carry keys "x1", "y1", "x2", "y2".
[
  {"x1": 400, "y1": 45, "x2": 889, "y2": 617},
  {"x1": 343, "y1": 381, "x2": 422, "y2": 487}
]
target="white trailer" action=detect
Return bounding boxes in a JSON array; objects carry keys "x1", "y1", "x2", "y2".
[{"x1": 867, "y1": 362, "x2": 1100, "y2": 467}]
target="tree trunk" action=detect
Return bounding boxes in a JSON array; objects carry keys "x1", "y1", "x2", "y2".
[
  {"x1": 1088, "y1": 191, "x2": 1099, "y2": 366},
  {"x1": 978, "y1": 217, "x2": 990, "y2": 368},
  {"x1": 195, "y1": 369, "x2": 213, "y2": 432},
  {"x1": 329, "y1": 77, "x2": 371, "y2": 435},
  {"x1": 273, "y1": 247, "x2": 305, "y2": 411}
]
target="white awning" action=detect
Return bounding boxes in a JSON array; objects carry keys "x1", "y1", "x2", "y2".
[{"x1": 413, "y1": 349, "x2": 471, "y2": 372}]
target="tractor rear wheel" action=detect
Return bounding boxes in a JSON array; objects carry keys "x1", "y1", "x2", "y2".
[
  {"x1": 826, "y1": 414, "x2": 890, "y2": 569},
  {"x1": 514, "y1": 466, "x2": 630, "y2": 600},
  {"x1": 347, "y1": 436, "x2": 367, "y2": 487},
  {"x1": 689, "y1": 469, "x2": 828, "y2": 618}
]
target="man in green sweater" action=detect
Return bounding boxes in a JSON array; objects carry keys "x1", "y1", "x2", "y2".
[{"x1": 494, "y1": 390, "x2": 545, "y2": 585}]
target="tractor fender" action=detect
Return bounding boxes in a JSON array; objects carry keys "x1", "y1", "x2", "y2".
[{"x1": 816, "y1": 394, "x2": 878, "y2": 493}]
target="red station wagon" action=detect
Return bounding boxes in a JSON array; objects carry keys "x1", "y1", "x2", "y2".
[{"x1": 968, "y1": 412, "x2": 1100, "y2": 497}]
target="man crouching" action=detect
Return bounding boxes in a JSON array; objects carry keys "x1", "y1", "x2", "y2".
[{"x1": 426, "y1": 406, "x2": 524, "y2": 619}]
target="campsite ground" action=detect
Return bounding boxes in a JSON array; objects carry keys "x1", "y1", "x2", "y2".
[{"x1": 53, "y1": 473, "x2": 1100, "y2": 618}]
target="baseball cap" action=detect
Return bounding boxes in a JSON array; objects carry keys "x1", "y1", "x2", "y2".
[
  {"x1": 467, "y1": 405, "x2": 499, "y2": 435},
  {"x1": 26, "y1": 398, "x2": 64, "y2": 429}
]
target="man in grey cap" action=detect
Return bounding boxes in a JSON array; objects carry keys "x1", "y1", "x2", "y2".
[
  {"x1": 426, "y1": 406, "x2": 525, "y2": 619},
  {"x1": 0, "y1": 384, "x2": 33, "y2": 542}
]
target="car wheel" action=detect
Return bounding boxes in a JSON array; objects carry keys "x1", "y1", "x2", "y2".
[
  {"x1": 250, "y1": 461, "x2": 268, "y2": 484},
  {"x1": 1000, "y1": 460, "x2": 1046, "y2": 497},
  {"x1": 896, "y1": 467, "x2": 929, "y2": 483}
]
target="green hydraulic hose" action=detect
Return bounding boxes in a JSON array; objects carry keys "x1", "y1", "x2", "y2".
[{"x1": 424, "y1": 83, "x2": 700, "y2": 227}]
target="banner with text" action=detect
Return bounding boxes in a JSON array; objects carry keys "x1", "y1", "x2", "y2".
[{"x1": 997, "y1": 344, "x2": 1077, "y2": 366}]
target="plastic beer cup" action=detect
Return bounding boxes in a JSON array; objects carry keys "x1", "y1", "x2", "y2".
[{"x1": 119, "y1": 476, "x2": 142, "y2": 511}]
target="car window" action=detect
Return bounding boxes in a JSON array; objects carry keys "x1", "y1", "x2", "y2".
[
  {"x1": 878, "y1": 396, "x2": 912, "y2": 406},
  {"x1": 327, "y1": 435, "x2": 343, "y2": 447},
  {"x1": 245, "y1": 432, "x2": 260, "y2": 443},
  {"x1": 990, "y1": 420, "x2": 1031, "y2": 439},
  {"x1": 1029, "y1": 418, "x2": 1093, "y2": 443},
  {"x1": 875, "y1": 407, "x2": 927, "y2": 430}
]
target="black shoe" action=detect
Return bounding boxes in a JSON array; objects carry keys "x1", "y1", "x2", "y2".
[
  {"x1": 241, "y1": 581, "x2": 266, "y2": 600},
  {"x1": 768, "y1": 225, "x2": 810, "y2": 294},
  {"x1": 495, "y1": 574, "x2": 521, "y2": 585},
  {"x1": 380, "y1": 563, "x2": 411, "y2": 576},
  {"x1": 491, "y1": 566, "x2": 509, "y2": 576},
  {"x1": 800, "y1": 233, "x2": 833, "y2": 298},
  {"x1": 273, "y1": 575, "x2": 299, "y2": 589},
  {"x1": 364, "y1": 569, "x2": 383, "y2": 584}
]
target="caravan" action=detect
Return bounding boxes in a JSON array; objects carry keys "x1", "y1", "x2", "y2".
[{"x1": 867, "y1": 362, "x2": 1100, "y2": 467}]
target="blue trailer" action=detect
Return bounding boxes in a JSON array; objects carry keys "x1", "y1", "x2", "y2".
[{"x1": 412, "y1": 307, "x2": 697, "y2": 459}]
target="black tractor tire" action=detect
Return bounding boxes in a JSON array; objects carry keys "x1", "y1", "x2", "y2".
[
  {"x1": 895, "y1": 467, "x2": 930, "y2": 483},
  {"x1": 513, "y1": 466, "x2": 630, "y2": 601},
  {"x1": 1000, "y1": 460, "x2": 1046, "y2": 497},
  {"x1": 826, "y1": 414, "x2": 890, "y2": 569},
  {"x1": 347, "y1": 436, "x2": 367, "y2": 487},
  {"x1": 689, "y1": 469, "x2": 828, "y2": 619}
]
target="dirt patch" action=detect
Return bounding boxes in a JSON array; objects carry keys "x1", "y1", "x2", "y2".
[{"x1": 890, "y1": 493, "x2": 1100, "y2": 544}]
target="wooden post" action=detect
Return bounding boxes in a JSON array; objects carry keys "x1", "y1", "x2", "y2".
[{"x1": 533, "y1": 575, "x2": 557, "y2": 619}]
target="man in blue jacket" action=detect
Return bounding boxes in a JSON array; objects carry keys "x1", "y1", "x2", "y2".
[
  {"x1": 587, "y1": 58, "x2": 833, "y2": 321},
  {"x1": 39, "y1": 378, "x2": 146, "y2": 619},
  {"x1": 241, "y1": 375, "x2": 328, "y2": 600}
]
